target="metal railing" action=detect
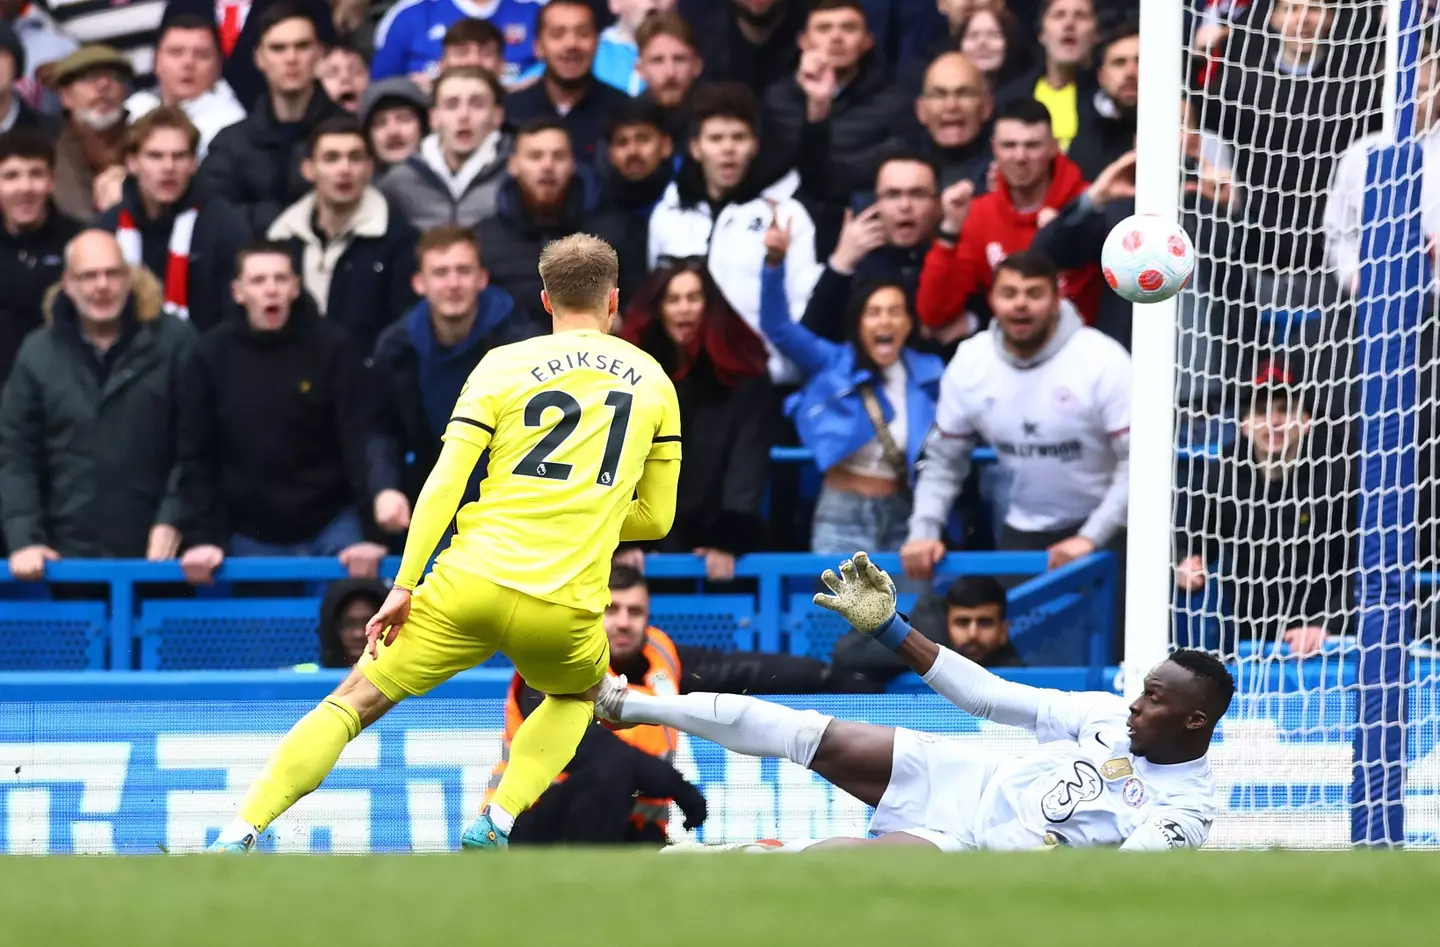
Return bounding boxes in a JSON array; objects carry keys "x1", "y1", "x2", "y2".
[{"x1": 0, "y1": 551, "x2": 1117, "y2": 678}]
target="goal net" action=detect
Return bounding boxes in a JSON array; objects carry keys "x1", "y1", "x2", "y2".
[{"x1": 1160, "y1": 0, "x2": 1440, "y2": 847}]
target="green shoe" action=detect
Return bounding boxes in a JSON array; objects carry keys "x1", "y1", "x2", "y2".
[{"x1": 460, "y1": 811, "x2": 510, "y2": 851}]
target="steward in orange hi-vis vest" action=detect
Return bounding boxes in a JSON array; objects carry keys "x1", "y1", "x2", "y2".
[{"x1": 488, "y1": 628, "x2": 700, "y2": 841}]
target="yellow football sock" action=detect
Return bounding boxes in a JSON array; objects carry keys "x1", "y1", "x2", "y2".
[
  {"x1": 238, "y1": 696, "x2": 362, "y2": 832},
  {"x1": 489, "y1": 695, "x2": 593, "y2": 820}
]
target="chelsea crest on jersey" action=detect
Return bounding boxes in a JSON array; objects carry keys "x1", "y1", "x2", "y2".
[{"x1": 981, "y1": 692, "x2": 1218, "y2": 851}]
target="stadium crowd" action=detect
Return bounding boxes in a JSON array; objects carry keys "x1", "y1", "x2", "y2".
[{"x1": 0, "y1": 0, "x2": 1403, "y2": 683}]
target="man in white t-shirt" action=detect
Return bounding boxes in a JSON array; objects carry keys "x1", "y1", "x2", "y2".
[
  {"x1": 596, "y1": 552, "x2": 1229, "y2": 852},
  {"x1": 900, "y1": 249, "x2": 1132, "y2": 581}
]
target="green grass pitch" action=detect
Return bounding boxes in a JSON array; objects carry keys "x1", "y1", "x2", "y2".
[{"x1": 2, "y1": 850, "x2": 1437, "y2": 946}]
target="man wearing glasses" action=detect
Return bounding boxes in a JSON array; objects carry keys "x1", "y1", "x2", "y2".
[
  {"x1": 0, "y1": 229, "x2": 196, "y2": 576},
  {"x1": 800, "y1": 152, "x2": 942, "y2": 344},
  {"x1": 912, "y1": 51, "x2": 993, "y2": 192}
]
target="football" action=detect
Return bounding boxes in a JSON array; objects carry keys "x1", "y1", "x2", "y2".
[{"x1": 1100, "y1": 214, "x2": 1197, "y2": 304}]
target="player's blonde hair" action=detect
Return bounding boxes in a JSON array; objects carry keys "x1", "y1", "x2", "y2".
[{"x1": 537, "y1": 234, "x2": 620, "y2": 313}]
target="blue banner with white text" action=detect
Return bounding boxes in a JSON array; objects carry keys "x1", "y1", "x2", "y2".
[{"x1": 3, "y1": 692, "x2": 1440, "y2": 852}]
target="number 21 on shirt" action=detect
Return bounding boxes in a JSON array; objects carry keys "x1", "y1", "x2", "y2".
[{"x1": 512, "y1": 390, "x2": 633, "y2": 486}]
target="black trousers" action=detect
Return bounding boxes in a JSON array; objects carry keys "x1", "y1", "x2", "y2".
[{"x1": 509, "y1": 763, "x2": 667, "y2": 847}]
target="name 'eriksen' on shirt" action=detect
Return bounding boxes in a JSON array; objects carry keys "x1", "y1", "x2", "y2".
[{"x1": 529, "y1": 351, "x2": 643, "y2": 386}]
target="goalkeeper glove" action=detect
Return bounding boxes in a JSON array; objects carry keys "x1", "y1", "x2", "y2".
[{"x1": 812, "y1": 551, "x2": 911, "y2": 650}]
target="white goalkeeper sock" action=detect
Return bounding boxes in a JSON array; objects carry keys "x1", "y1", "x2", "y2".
[
  {"x1": 215, "y1": 818, "x2": 259, "y2": 847},
  {"x1": 487, "y1": 805, "x2": 516, "y2": 834},
  {"x1": 619, "y1": 692, "x2": 831, "y2": 768}
]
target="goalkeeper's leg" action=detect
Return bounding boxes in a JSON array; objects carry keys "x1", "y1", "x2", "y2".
[
  {"x1": 599, "y1": 682, "x2": 896, "y2": 807},
  {"x1": 212, "y1": 670, "x2": 395, "y2": 850}
]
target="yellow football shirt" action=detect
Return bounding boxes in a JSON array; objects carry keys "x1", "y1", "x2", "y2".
[
  {"x1": 439, "y1": 329, "x2": 681, "y2": 613},
  {"x1": 1033, "y1": 78, "x2": 1078, "y2": 152}
]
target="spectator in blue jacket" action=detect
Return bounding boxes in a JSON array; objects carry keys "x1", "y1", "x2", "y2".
[
  {"x1": 760, "y1": 208, "x2": 944, "y2": 555},
  {"x1": 368, "y1": 224, "x2": 539, "y2": 516},
  {"x1": 267, "y1": 116, "x2": 419, "y2": 353}
]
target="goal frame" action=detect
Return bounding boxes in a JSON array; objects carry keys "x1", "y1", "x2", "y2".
[{"x1": 1128, "y1": 0, "x2": 1427, "y2": 847}]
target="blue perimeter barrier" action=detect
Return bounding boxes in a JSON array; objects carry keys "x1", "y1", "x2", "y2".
[
  {"x1": 0, "y1": 552, "x2": 1118, "y2": 686},
  {"x1": 3, "y1": 678, "x2": 1439, "y2": 852}
]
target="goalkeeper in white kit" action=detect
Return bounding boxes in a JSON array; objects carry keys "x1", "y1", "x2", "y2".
[{"x1": 595, "y1": 553, "x2": 1231, "y2": 852}]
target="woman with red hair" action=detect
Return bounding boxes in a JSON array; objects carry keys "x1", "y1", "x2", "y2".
[{"x1": 618, "y1": 260, "x2": 776, "y2": 581}]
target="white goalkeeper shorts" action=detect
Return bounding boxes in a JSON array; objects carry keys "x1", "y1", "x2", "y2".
[{"x1": 868, "y1": 727, "x2": 997, "y2": 852}]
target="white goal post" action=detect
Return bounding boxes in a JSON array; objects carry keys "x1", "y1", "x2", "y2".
[{"x1": 1129, "y1": 0, "x2": 1436, "y2": 847}]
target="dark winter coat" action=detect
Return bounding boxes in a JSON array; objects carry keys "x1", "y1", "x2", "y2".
[
  {"x1": 0, "y1": 207, "x2": 82, "y2": 387},
  {"x1": 267, "y1": 186, "x2": 419, "y2": 354},
  {"x1": 503, "y1": 78, "x2": 632, "y2": 165},
  {"x1": 917, "y1": 133, "x2": 993, "y2": 193},
  {"x1": 1202, "y1": 13, "x2": 1383, "y2": 270},
  {"x1": 95, "y1": 177, "x2": 252, "y2": 333},
  {"x1": 1067, "y1": 89, "x2": 1137, "y2": 183},
  {"x1": 177, "y1": 294, "x2": 381, "y2": 547},
  {"x1": 600, "y1": 162, "x2": 673, "y2": 268},
  {"x1": 761, "y1": 55, "x2": 912, "y2": 199},
  {"x1": 368, "y1": 288, "x2": 540, "y2": 501},
  {"x1": 0, "y1": 268, "x2": 196, "y2": 556},
  {"x1": 1031, "y1": 192, "x2": 1133, "y2": 350},
  {"x1": 1181, "y1": 437, "x2": 1355, "y2": 644},
  {"x1": 664, "y1": 366, "x2": 774, "y2": 557},
  {"x1": 685, "y1": 0, "x2": 807, "y2": 97},
  {"x1": 477, "y1": 174, "x2": 643, "y2": 322},
  {"x1": 799, "y1": 242, "x2": 933, "y2": 344},
  {"x1": 197, "y1": 83, "x2": 349, "y2": 234}
]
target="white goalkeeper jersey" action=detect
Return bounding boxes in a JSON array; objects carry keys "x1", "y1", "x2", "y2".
[
  {"x1": 974, "y1": 691, "x2": 1218, "y2": 851},
  {"x1": 935, "y1": 318, "x2": 1131, "y2": 534}
]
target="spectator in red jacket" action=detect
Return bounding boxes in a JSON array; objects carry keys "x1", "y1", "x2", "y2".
[{"x1": 914, "y1": 96, "x2": 1098, "y2": 338}]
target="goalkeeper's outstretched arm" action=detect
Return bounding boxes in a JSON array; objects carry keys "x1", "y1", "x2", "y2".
[
  {"x1": 814, "y1": 552, "x2": 1043, "y2": 731},
  {"x1": 893, "y1": 623, "x2": 1043, "y2": 731}
]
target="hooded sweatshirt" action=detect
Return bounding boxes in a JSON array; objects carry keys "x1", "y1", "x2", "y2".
[
  {"x1": 916, "y1": 153, "x2": 1098, "y2": 328},
  {"x1": 379, "y1": 130, "x2": 512, "y2": 231},
  {"x1": 315, "y1": 578, "x2": 389, "y2": 668},
  {"x1": 647, "y1": 162, "x2": 823, "y2": 384},
  {"x1": 907, "y1": 307, "x2": 1132, "y2": 547}
]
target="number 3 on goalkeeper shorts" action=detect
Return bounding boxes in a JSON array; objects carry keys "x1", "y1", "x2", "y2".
[{"x1": 513, "y1": 389, "x2": 634, "y2": 486}]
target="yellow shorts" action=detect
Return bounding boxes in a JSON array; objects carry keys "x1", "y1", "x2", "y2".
[{"x1": 358, "y1": 565, "x2": 609, "y2": 701}]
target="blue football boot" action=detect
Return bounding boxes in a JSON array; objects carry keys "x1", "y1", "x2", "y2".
[
  {"x1": 206, "y1": 833, "x2": 255, "y2": 854},
  {"x1": 460, "y1": 810, "x2": 510, "y2": 851}
]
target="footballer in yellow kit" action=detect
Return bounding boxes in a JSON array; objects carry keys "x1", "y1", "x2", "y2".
[{"x1": 208, "y1": 235, "x2": 681, "y2": 853}]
